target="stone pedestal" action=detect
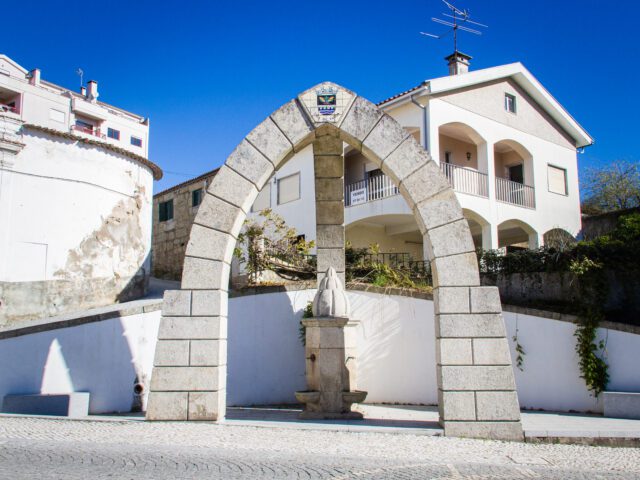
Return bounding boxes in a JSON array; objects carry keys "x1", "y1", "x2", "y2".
[{"x1": 296, "y1": 316, "x2": 366, "y2": 419}]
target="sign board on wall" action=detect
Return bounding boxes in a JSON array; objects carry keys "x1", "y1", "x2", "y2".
[{"x1": 350, "y1": 188, "x2": 367, "y2": 206}]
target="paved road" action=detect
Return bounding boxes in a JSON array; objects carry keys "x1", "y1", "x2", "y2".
[{"x1": 0, "y1": 416, "x2": 639, "y2": 479}]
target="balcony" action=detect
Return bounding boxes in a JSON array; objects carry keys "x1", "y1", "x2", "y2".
[
  {"x1": 440, "y1": 163, "x2": 488, "y2": 198},
  {"x1": 345, "y1": 174, "x2": 399, "y2": 206},
  {"x1": 343, "y1": 164, "x2": 535, "y2": 210},
  {"x1": 71, "y1": 124, "x2": 105, "y2": 139},
  {"x1": 495, "y1": 177, "x2": 535, "y2": 209}
]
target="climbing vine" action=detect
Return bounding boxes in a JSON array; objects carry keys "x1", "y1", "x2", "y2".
[
  {"x1": 477, "y1": 212, "x2": 640, "y2": 396},
  {"x1": 298, "y1": 301, "x2": 313, "y2": 346},
  {"x1": 512, "y1": 318, "x2": 525, "y2": 371},
  {"x1": 570, "y1": 257, "x2": 609, "y2": 396}
]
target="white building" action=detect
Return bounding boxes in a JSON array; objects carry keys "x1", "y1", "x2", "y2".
[
  {"x1": 0, "y1": 55, "x2": 162, "y2": 326},
  {"x1": 248, "y1": 53, "x2": 593, "y2": 260}
]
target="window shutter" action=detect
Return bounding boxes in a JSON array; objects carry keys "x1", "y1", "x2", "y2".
[
  {"x1": 278, "y1": 173, "x2": 300, "y2": 205},
  {"x1": 548, "y1": 165, "x2": 567, "y2": 195}
]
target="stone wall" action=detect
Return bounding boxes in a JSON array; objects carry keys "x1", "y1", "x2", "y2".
[
  {"x1": 580, "y1": 207, "x2": 640, "y2": 241},
  {"x1": 482, "y1": 271, "x2": 640, "y2": 325},
  {"x1": 0, "y1": 275, "x2": 147, "y2": 329},
  {"x1": 152, "y1": 172, "x2": 217, "y2": 280}
]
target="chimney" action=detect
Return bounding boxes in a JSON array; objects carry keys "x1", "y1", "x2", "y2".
[
  {"x1": 86, "y1": 80, "x2": 99, "y2": 103},
  {"x1": 445, "y1": 51, "x2": 472, "y2": 75},
  {"x1": 80, "y1": 86, "x2": 87, "y2": 96},
  {"x1": 28, "y1": 68, "x2": 41, "y2": 86}
]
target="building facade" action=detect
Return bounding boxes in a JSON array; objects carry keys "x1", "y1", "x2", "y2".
[
  {"x1": 0, "y1": 55, "x2": 162, "y2": 326},
  {"x1": 152, "y1": 169, "x2": 218, "y2": 279},
  {"x1": 152, "y1": 55, "x2": 592, "y2": 280}
]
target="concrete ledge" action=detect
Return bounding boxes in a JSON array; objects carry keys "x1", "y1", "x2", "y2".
[
  {"x1": 0, "y1": 298, "x2": 162, "y2": 340},
  {"x1": 346, "y1": 282, "x2": 433, "y2": 300},
  {"x1": 2, "y1": 393, "x2": 90, "y2": 418},
  {"x1": 603, "y1": 392, "x2": 640, "y2": 420},
  {"x1": 2, "y1": 282, "x2": 636, "y2": 341}
]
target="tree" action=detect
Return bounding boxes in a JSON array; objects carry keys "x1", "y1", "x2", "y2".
[{"x1": 581, "y1": 160, "x2": 640, "y2": 215}]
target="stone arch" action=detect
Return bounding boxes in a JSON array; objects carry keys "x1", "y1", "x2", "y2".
[{"x1": 147, "y1": 83, "x2": 523, "y2": 440}]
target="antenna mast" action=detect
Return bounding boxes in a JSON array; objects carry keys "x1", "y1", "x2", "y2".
[
  {"x1": 421, "y1": 0, "x2": 488, "y2": 55},
  {"x1": 76, "y1": 68, "x2": 84, "y2": 88}
]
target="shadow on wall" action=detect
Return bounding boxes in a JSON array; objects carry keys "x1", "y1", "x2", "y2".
[
  {"x1": 0, "y1": 311, "x2": 161, "y2": 414},
  {"x1": 227, "y1": 289, "x2": 314, "y2": 406}
]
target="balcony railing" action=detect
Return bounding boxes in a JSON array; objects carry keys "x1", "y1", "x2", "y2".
[
  {"x1": 440, "y1": 163, "x2": 489, "y2": 198},
  {"x1": 495, "y1": 177, "x2": 536, "y2": 209},
  {"x1": 346, "y1": 251, "x2": 433, "y2": 285},
  {"x1": 71, "y1": 124, "x2": 105, "y2": 139},
  {"x1": 345, "y1": 173, "x2": 399, "y2": 206}
]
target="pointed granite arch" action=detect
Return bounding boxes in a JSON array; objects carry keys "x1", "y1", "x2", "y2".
[{"x1": 146, "y1": 83, "x2": 523, "y2": 441}]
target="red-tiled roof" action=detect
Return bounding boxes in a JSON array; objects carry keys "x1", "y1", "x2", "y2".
[
  {"x1": 153, "y1": 167, "x2": 220, "y2": 198},
  {"x1": 376, "y1": 83, "x2": 425, "y2": 107}
]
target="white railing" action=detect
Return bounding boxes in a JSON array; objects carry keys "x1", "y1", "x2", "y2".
[
  {"x1": 495, "y1": 177, "x2": 536, "y2": 209},
  {"x1": 345, "y1": 174, "x2": 399, "y2": 206},
  {"x1": 440, "y1": 163, "x2": 489, "y2": 198}
]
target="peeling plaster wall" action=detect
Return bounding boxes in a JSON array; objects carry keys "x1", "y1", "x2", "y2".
[{"x1": 0, "y1": 130, "x2": 154, "y2": 326}]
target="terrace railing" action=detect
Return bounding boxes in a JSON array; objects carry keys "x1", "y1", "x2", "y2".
[
  {"x1": 495, "y1": 177, "x2": 536, "y2": 209},
  {"x1": 440, "y1": 163, "x2": 489, "y2": 198},
  {"x1": 345, "y1": 174, "x2": 399, "y2": 206}
]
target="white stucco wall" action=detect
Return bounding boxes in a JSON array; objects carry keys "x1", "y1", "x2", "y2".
[
  {"x1": 0, "y1": 310, "x2": 161, "y2": 414},
  {"x1": 1, "y1": 291, "x2": 638, "y2": 415},
  {"x1": 1, "y1": 131, "x2": 155, "y2": 283},
  {"x1": 426, "y1": 97, "x2": 582, "y2": 240}
]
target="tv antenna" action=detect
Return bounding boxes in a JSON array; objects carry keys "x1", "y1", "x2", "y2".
[
  {"x1": 420, "y1": 0, "x2": 488, "y2": 53},
  {"x1": 76, "y1": 68, "x2": 84, "y2": 87}
]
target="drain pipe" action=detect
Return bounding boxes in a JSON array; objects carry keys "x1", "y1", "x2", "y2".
[{"x1": 410, "y1": 93, "x2": 429, "y2": 151}]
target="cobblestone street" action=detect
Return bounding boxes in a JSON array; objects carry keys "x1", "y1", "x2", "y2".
[{"x1": 1, "y1": 416, "x2": 639, "y2": 479}]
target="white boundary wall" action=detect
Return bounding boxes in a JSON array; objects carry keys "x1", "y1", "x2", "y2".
[{"x1": 1, "y1": 290, "x2": 638, "y2": 414}]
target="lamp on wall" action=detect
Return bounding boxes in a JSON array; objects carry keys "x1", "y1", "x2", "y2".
[{"x1": 466, "y1": 152, "x2": 471, "y2": 162}]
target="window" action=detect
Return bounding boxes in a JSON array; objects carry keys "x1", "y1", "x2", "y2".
[
  {"x1": 444, "y1": 151, "x2": 452, "y2": 164},
  {"x1": 548, "y1": 165, "x2": 568, "y2": 195},
  {"x1": 192, "y1": 188, "x2": 203, "y2": 207},
  {"x1": 159, "y1": 199, "x2": 174, "y2": 222},
  {"x1": 252, "y1": 183, "x2": 271, "y2": 212},
  {"x1": 277, "y1": 172, "x2": 300, "y2": 205},
  {"x1": 107, "y1": 128, "x2": 120, "y2": 140},
  {"x1": 508, "y1": 164, "x2": 524, "y2": 184},
  {"x1": 49, "y1": 108, "x2": 65, "y2": 123},
  {"x1": 131, "y1": 136, "x2": 143, "y2": 147},
  {"x1": 504, "y1": 93, "x2": 517, "y2": 113}
]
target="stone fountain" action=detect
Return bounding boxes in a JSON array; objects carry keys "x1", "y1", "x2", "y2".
[{"x1": 295, "y1": 267, "x2": 367, "y2": 419}]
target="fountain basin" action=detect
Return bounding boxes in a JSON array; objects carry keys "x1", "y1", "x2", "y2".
[
  {"x1": 342, "y1": 390, "x2": 367, "y2": 404},
  {"x1": 295, "y1": 390, "x2": 320, "y2": 404}
]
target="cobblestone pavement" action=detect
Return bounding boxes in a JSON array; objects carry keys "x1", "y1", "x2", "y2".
[{"x1": 1, "y1": 416, "x2": 639, "y2": 479}]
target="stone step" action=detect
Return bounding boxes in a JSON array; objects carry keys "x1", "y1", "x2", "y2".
[
  {"x1": 2, "y1": 393, "x2": 90, "y2": 418},
  {"x1": 603, "y1": 391, "x2": 640, "y2": 420}
]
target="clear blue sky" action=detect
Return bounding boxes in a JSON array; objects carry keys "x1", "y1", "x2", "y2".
[{"x1": 5, "y1": 0, "x2": 638, "y2": 192}]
